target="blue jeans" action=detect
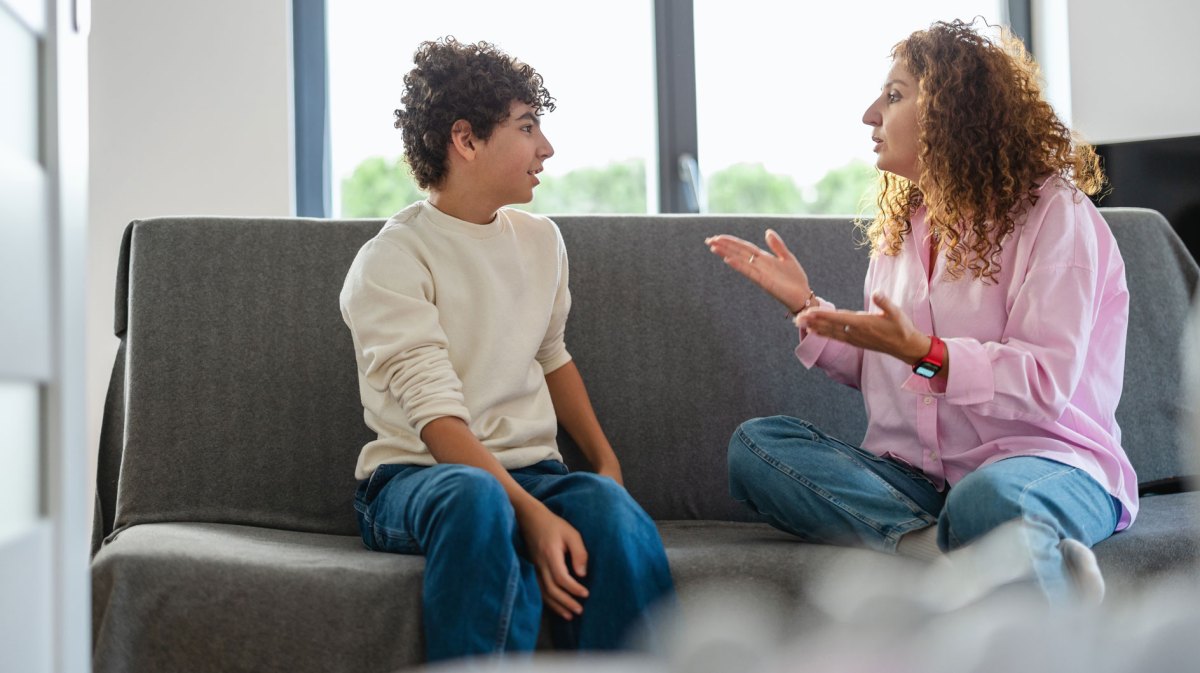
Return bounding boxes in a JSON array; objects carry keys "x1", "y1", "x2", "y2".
[
  {"x1": 727, "y1": 416, "x2": 1121, "y2": 602},
  {"x1": 354, "y1": 460, "x2": 675, "y2": 662}
]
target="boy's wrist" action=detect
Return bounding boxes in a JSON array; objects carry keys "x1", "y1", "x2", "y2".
[
  {"x1": 594, "y1": 457, "x2": 622, "y2": 475},
  {"x1": 586, "y1": 448, "x2": 621, "y2": 472},
  {"x1": 512, "y1": 493, "x2": 549, "y2": 523}
]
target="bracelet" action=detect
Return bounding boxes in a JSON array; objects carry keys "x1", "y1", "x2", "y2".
[{"x1": 786, "y1": 290, "x2": 817, "y2": 319}]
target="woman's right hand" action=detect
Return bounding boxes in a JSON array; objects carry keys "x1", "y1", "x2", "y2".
[{"x1": 706, "y1": 229, "x2": 814, "y2": 313}]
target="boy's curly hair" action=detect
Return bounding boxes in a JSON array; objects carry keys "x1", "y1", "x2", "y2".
[
  {"x1": 394, "y1": 37, "x2": 556, "y2": 190},
  {"x1": 863, "y1": 19, "x2": 1105, "y2": 282}
]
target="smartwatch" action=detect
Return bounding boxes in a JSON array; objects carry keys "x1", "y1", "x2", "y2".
[{"x1": 912, "y1": 334, "x2": 946, "y2": 379}]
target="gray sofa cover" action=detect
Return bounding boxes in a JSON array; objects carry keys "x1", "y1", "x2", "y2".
[{"x1": 92, "y1": 209, "x2": 1200, "y2": 673}]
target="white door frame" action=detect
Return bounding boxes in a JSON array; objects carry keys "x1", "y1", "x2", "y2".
[{"x1": 0, "y1": 0, "x2": 90, "y2": 671}]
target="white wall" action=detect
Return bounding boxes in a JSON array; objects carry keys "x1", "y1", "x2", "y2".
[
  {"x1": 87, "y1": 0, "x2": 294, "y2": 489},
  {"x1": 1062, "y1": 0, "x2": 1200, "y2": 143}
]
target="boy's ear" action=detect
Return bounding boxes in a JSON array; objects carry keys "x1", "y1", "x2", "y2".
[{"x1": 449, "y1": 119, "x2": 477, "y2": 160}]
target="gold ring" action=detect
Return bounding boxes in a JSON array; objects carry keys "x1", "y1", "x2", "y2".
[
  {"x1": 843, "y1": 324, "x2": 851, "y2": 334},
  {"x1": 748, "y1": 254, "x2": 757, "y2": 264}
]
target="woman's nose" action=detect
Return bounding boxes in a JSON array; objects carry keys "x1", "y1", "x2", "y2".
[{"x1": 862, "y1": 101, "x2": 881, "y2": 127}]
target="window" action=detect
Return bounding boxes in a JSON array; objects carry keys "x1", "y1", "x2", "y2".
[
  {"x1": 694, "y1": 1, "x2": 1005, "y2": 216},
  {"x1": 326, "y1": 1, "x2": 656, "y2": 218},
  {"x1": 312, "y1": 1, "x2": 1019, "y2": 216}
]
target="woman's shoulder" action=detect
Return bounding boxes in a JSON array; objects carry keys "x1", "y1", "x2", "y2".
[
  {"x1": 1031, "y1": 174, "x2": 1088, "y2": 204},
  {"x1": 1020, "y1": 175, "x2": 1112, "y2": 269}
]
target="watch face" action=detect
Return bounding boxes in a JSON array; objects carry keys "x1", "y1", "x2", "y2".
[{"x1": 914, "y1": 362, "x2": 940, "y2": 379}]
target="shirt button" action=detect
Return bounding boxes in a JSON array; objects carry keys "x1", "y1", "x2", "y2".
[
  {"x1": 930, "y1": 452, "x2": 939, "y2": 461},
  {"x1": 923, "y1": 396, "x2": 933, "y2": 405}
]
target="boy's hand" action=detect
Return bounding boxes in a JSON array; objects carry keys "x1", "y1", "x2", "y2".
[
  {"x1": 594, "y1": 458, "x2": 624, "y2": 486},
  {"x1": 516, "y1": 503, "x2": 590, "y2": 620}
]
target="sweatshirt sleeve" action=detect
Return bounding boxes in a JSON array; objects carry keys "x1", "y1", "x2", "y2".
[
  {"x1": 930, "y1": 189, "x2": 1110, "y2": 423},
  {"x1": 340, "y1": 239, "x2": 471, "y2": 433},
  {"x1": 536, "y1": 227, "x2": 573, "y2": 374}
]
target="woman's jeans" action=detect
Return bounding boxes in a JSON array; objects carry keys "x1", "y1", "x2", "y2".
[
  {"x1": 355, "y1": 460, "x2": 675, "y2": 662},
  {"x1": 728, "y1": 416, "x2": 1121, "y2": 602}
]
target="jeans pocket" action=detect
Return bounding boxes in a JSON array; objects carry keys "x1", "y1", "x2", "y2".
[
  {"x1": 360, "y1": 463, "x2": 408, "y2": 505},
  {"x1": 881, "y1": 451, "x2": 937, "y2": 487},
  {"x1": 354, "y1": 464, "x2": 411, "y2": 550}
]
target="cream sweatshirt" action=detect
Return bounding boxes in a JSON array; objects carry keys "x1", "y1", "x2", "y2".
[{"x1": 340, "y1": 200, "x2": 572, "y2": 480}]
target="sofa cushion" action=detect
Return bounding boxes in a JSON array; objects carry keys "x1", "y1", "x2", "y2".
[
  {"x1": 1092, "y1": 491, "x2": 1200, "y2": 594},
  {"x1": 92, "y1": 523, "x2": 423, "y2": 673},
  {"x1": 92, "y1": 519, "x2": 905, "y2": 673}
]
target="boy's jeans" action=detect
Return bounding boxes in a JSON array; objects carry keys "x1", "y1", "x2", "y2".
[
  {"x1": 355, "y1": 459, "x2": 675, "y2": 662},
  {"x1": 728, "y1": 416, "x2": 1120, "y2": 602}
]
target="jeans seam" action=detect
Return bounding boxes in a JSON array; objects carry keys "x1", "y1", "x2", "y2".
[
  {"x1": 737, "y1": 427, "x2": 931, "y2": 540},
  {"x1": 369, "y1": 519, "x2": 420, "y2": 552},
  {"x1": 1017, "y1": 466, "x2": 1078, "y2": 505},
  {"x1": 794, "y1": 422, "x2": 940, "y2": 496},
  {"x1": 494, "y1": 550, "x2": 521, "y2": 650},
  {"x1": 1015, "y1": 465, "x2": 1079, "y2": 536},
  {"x1": 944, "y1": 464, "x2": 1079, "y2": 548}
]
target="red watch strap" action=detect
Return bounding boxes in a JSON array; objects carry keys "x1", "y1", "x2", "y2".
[{"x1": 920, "y1": 335, "x2": 946, "y2": 368}]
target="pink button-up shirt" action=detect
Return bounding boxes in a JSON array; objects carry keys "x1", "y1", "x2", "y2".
[{"x1": 796, "y1": 178, "x2": 1137, "y2": 529}]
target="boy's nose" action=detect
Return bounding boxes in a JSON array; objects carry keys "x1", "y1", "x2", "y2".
[{"x1": 540, "y1": 140, "x2": 554, "y2": 160}]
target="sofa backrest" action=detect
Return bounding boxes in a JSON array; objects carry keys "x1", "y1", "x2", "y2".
[
  {"x1": 550, "y1": 215, "x2": 870, "y2": 521},
  {"x1": 95, "y1": 218, "x2": 377, "y2": 546},
  {"x1": 93, "y1": 209, "x2": 1198, "y2": 547},
  {"x1": 1097, "y1": 209, "x2": 1199, "y2": 487}
]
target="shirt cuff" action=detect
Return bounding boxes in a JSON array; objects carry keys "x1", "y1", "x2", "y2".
[
  {"x1": 900, "y1": 374, "x2": 935, "y2": 395},
  {"x1": 794, "y1": 298, "x2": 837, "y2": 368},
  {"x1": 942, "y1": 337, "x2": 994, "y2": 405},
  {"x1": 410, "y1": 403, "x2": 473, "y2": 436},
  {"x1": 794, "y1": 330, "x2": 829, "y2": 368}
]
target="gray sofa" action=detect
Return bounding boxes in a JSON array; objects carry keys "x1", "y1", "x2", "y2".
[{"x1": 92, "y1": 208, "x2": 1200, "y2": 673}]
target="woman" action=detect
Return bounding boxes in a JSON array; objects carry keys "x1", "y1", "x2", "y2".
[{"x1": 706, "y1": 19, "x2": 1134, "y2": 605}]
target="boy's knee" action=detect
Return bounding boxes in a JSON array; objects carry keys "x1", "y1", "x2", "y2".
[
  {"x1": 561, "y1": 473, "x2": 654, "y2": 535},
  {"x1": 428, "y1": 465, "x2": 510, "y2": 518},
  {"x1": 563, "y1": 473, "x2": 633, "y2": 509}
]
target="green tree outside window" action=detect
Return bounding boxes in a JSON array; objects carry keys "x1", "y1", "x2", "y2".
[{"x1": 340, "y1": 156, "x2": 878, "y2": 218}]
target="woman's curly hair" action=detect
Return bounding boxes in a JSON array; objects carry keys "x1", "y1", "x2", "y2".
[
  {"x1": 863, "y1": 19, "x2": 1105, "y2": 282},
  {"x1": 394, "y1": 37, "x2": 555, "y2": 190}
]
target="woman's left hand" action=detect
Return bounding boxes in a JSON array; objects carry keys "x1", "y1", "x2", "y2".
[{"x1": 797, "y1": 291, "x2": 931, "y2": 365}]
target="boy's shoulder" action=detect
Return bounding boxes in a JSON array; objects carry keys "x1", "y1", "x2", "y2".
[
  {"x1": 365, "y1": 202, "x2": 563, "y2": 254},
  {"x1": 498, "y1": 207, "x2": 563, "y2": 243},
  {"x1": 346, "y1": 203, "x2": 427, "y2": 273},
  {"x1": 375, "y1": 201, "x2": 426, "y2": 239}
]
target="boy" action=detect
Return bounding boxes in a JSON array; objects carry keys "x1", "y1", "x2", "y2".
[{"x1": 339, "y1": 37, "x2": 675, "y2": 662}]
